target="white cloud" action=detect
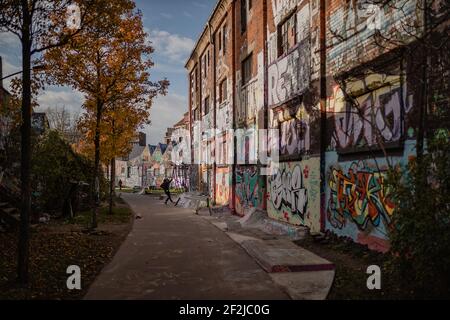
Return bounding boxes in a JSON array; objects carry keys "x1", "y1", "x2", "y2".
[
  {"x1": 143, "y1": 93, "x2": 187, "y2": 145},
  {"x1": 36, "y1": 87, "x2": 85, "y2": 115},
  {"x1": 160, "y1": 12, "x2": 173, "y2": 19},
  {"x1": 0, "y1": 31, "x2": 20, "y2": 48},
  {"x1": 1, "y1": 56, "x2": 21, "y2": 89},
  {"x1": 148, "y1": 29, "x2": 195, "y2": 65},
  {"x1": 192, "y1": 1, "x2": 208, "y2": 9}
]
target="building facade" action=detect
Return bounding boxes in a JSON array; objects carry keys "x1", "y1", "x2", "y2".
[{"x1": 186, "y1": 0, "x2": 448, "y2": 252}]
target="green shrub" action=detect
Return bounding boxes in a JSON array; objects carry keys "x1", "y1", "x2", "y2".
[
  {"x1": 387, "y1": 129, "x2": 450, "y2": 298},
  {"x1": 31, "y1": 130, "x2": 107, "y2": 215}
]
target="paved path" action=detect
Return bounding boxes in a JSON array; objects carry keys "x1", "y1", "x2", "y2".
[{"x1": 84, "y1": 193, "x2": 289, "y2": 300}]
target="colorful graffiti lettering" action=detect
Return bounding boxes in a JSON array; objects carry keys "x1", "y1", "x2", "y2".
[
  {"x1": 328, "y1": 74, "x2": 413, "y2": 150},
  {"x1": 268, "y1": 40, "x2": 311, "y2": 106},
  {"x1": 327, "y1": 162, "x2": 395, "y2": 231},
  {"x1": 269, "y1": 164, "x2": 308, "y2": 219},
  {"x1": 235, "y1": 166, "x2": 264, "y2": 214}
]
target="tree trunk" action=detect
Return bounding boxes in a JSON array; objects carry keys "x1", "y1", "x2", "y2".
[
  {"x1": 109, "y1": 157, "x2": 115, "y2": 215},
  {"x1": 416, "y1": 1, "x2": 429, "y2": 160},
  {"x1": 17, "y1": 1, "x2": 32, "y2": 285},
  {"x1": 91, "y1": 99, "x2": 102, "y2": 229}
]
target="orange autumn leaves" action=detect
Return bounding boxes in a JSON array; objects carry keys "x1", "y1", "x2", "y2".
[{"x1": 43, "y1": 0, "x2": 168, "y2": 165}]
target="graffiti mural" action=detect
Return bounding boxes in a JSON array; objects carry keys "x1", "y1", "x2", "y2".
[
  {"x1": 267, "y1": 160, "x2": 321, "y2": 232},
  {"x1": 328, "y1": 74, "x2": 413, "y2": 150},
  {"x1": 235, "y1": 166, "x2": 265, "y2": 216},
  {"x1": 324, "y1": 156, "x2": 403, "y2": 252},
  {"x1": 327, "y1": 162, "x2": 395, "y2": 230},
  {"x1": 215, "y1": 167, "x2": 230, "y2": 206},
  {"x1": 269, "y1": 164, "x2": 308, "y2": 217},
  {"x1": 268, "y1": 39, "x2": 311, "y2": 106}
]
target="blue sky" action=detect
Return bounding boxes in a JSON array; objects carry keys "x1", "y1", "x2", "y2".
[{"x1": 0, "y1": 0, "x2": 215, "y2": 144}]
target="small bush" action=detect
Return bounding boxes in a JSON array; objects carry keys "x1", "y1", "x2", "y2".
[
  {"x1": 387, "y1": 129, "x2": 450, "y2": 299},
  {"x1": 31, "y1": 130, "x2": 107, "y2": 215}
]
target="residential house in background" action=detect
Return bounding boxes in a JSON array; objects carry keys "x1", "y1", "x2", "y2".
[
  {"x1": 169, "y1": 112, "x2": 190, "y2": 190},
  {"x1": 115, "y1": 132, "x2": 150, "y2": 188}
]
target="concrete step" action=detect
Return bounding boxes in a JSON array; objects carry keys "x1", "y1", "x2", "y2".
[{"x1": 240, "y1": 239, "x2": 334, "y2": 273}]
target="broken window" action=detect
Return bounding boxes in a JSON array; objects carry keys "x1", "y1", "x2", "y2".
[{"x1": 278, "y1": 12, "x2": 297, "y2": 57}]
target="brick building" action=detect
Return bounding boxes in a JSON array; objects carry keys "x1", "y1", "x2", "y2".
[{"x1": 185, "y1": 0, "x2": 448, "y2": 252}]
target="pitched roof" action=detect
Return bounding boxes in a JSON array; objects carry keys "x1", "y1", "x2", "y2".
[
  {"x1": 159, "y1": 143, "x2": 168, "y2": 155},
  {"x1": 148, "y1": 144, "x2": 157, "y2": 155},
  {"x1": 128, "y1": 143, "x2": 146, "y2": 160}
]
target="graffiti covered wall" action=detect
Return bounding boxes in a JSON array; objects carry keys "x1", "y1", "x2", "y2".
[
  {"x1": 327, "y1": 73, "x2": 413, "y2": 151},
  {"x1": 323, "y1": 152, "x2": 415, "y2": 253},
  {"x1": 235, "y1": 165, "x2": 265, "y2": 216},
  {"x1": 215, "y1": 166, "x2": 231, "y2": 206},
  {"x1": 325, "y1": 68, "x2": 417, "y2": 251},
  {"x1": 267, "y1": 159, "x2": 321, "y2": 232}
]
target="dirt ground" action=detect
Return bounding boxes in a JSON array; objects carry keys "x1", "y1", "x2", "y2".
[
  {"x1": 0, "y1": 198, "x2": 134, "y2": 300},
  {"x1": 294, "y1": 235, "x2": 407, "y2": 300}
]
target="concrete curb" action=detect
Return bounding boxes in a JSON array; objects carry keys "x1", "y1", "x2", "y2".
[{"x1": 203, "y1": 214, "x2": 335, "y2": 300}]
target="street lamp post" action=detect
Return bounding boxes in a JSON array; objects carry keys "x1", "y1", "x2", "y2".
[{"x1": 1, "y1": 65, "x2": 46, "y2": 81}]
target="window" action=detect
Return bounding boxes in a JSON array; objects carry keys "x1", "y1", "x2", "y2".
[
  {"x1": 220, "y1": 78, "x2": 227, "y2": 104},
  {"x1": 241, "y1": 0, "x2": 247, "y2": 33},
  {"x1": 222, "y1": 25, "x2": 227, "y2": 54},
  {"x1": 203, "y1": 96, "x2": 210, "y2": 115},
  {"x1": 127, "y1": 167, "x2": 131, "y2": 178},
  {"x1": 203, "y1": 54, "x2": 207, "y2": 78},
  {"x1": 194, "y1": 69, "x2": 198, "y2": 90},
  {"x1": 278, "y1": 13, "x2": 297, "y2": 57},
  {"x1": 193, "y1": 107, "x2": 200, "y2": 121},
  {"x1": 218, "y1": 30, "x2": 222, "y2": 51},
  {"x1": 242, "y1": 54, "x2": 252, "y2": 85}
]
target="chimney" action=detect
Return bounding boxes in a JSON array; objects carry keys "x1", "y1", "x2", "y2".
[{"x1": 139, "y1": 132, "x2": 147, "y2": 146}]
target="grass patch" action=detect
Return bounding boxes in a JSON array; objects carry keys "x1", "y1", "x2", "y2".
[
  {"x1": 114, "y1": 188, "x2": 134, "y2": 193},
  {"x1": 144, "y1": 188, "x2": 183, "y2": 195},
  {"x1": 68, "y1": 204, "x2": 133, "y2": 226}
]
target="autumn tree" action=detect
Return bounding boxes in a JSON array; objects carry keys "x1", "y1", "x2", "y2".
[
  {"x1": 43, "y1": 2, "x2": 168, "y2": 229},
  {"x1": 0, "y1": 0, "x2": 104, "y2": 284},
  {"x1": 77, "y1": 100, "x2": 148, "y2": 215}
]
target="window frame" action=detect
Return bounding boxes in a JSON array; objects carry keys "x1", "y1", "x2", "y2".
[
  {"x1": 278, "y1": 11, "x2": 297, "y2": 57},
  {"x1": 219, "y1": 78, "x2": 228, "y2": 104},
  {"x1": 241, "y1": 0, "x2": 247, "y2": 34},
  {"x1": 242, "y1": 54, "x2": 253, "y2": 86}
]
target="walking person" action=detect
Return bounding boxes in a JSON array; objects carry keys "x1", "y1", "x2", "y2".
[
  {"x1": 161, "y1": 178, "x2": 175, "y2": 205},
  {"x1": 118, "y1": 179, "x2": 123, "y2": 191}
]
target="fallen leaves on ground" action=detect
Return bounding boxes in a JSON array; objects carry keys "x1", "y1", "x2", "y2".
[{"x1": 0, "y1": 203, "x2": 133, "y2": 300}]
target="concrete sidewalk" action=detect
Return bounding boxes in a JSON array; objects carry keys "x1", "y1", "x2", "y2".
[
  {"x1": 84, "y1": 193, "x2": 289, "y2": 300},
  {"x1": 199, "y1": 207, "x2": 335, "y2": 300}
]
